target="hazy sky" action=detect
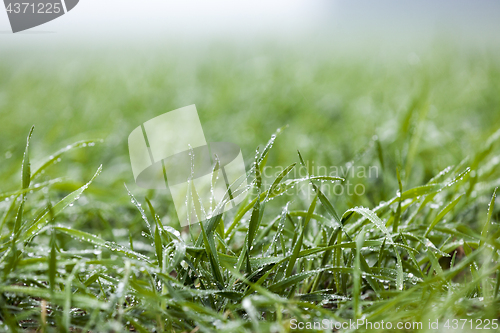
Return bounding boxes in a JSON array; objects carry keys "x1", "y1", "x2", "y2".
[{"x1": 1, "y1": 0, "x2": 499, "y2": 50}]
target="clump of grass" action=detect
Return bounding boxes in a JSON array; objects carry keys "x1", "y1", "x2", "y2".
[{"x1": 0, "y1": 119, "x2": 499, "y2": 332}]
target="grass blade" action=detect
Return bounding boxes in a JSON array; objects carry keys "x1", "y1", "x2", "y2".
[
  {"x1": 23, "y1": 165, "x2": 103, "y2": 241},
  {"x1": 480, "y1": 187, "x2": 497, "y2": 246},
  {"x1": 424, "y1": 194, "x2": 463, "y2": 238},
  {"x1": 285, "y1": 194, "x2": 317, "y2": 278}
]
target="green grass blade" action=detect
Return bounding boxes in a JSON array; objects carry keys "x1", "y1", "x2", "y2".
[
  {"x1": 200, "y1": 220, "x2": 224, "y2": 289},
  {"x1": 31, "y1": 139, "x2": 102, "y2": 180},
  {"x1": 21, "y1": 126, "x2": 34, "y2": 191},
  {"x1": 353, "y1": 228, "x2": 365, "y2": 319},
  {"x1": 480, "y1": 187, "x2": 497, "y2": 246},
  {"x1": 247, "y1": 191, "x2": 261, "y2": 252},
  {"x1": 424, "y1": 194, "x2": 463, "y2": 238},
  {"x1": 125, "y1": 184, "x2": 153, "y2": 237},
  {"x1": 23, "y1": 165, "x2": 103, "y2": 241},
  {"x1": 285, "y1": 194, "x2": 317, "y2": 278},
  {"x1": 393, "y1": 167, "x2": 403, "y2": 233}
]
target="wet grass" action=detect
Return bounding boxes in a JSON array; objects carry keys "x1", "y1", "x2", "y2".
[{"x1": 0, "y1": 45, "x2": 500, "y2": 332}]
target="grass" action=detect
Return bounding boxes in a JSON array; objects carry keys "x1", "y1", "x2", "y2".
[{"x1": 0, "y1": 44, "x2": 500, "y2": 332}]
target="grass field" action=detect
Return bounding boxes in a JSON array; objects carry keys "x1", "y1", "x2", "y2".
[{"x1": 0, "y1": 43, "x2": 500, "y2": 332}]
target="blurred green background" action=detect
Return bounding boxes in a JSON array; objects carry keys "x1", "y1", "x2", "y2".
[{"x1": 1, "y1": 42, "x2": 500, "y2": 231}]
